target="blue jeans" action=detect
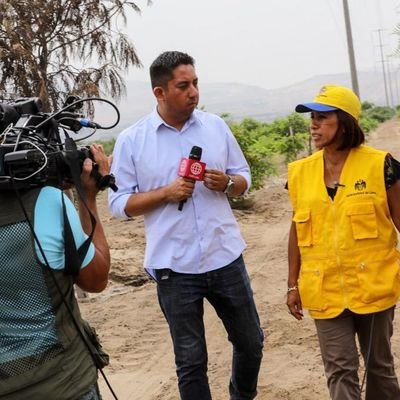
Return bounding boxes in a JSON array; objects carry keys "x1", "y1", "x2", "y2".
[{"x1": 156, "y1": 255, "x2": 264, "y2": 400}]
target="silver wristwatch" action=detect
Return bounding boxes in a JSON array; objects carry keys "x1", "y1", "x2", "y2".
[{"x1": 223, "y1": 175, "x2": 235, "y2": 195}]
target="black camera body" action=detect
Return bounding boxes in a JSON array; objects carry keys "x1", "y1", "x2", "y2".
[{"x1": 0, "y1": 97, "x2": 103, "y2": 190}]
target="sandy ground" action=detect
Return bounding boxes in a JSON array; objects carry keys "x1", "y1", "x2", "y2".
[{"x1": 79, "y1": 118, "x2": 400, "y2": 400}]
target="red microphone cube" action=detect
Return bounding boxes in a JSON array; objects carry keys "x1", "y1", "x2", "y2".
[{"x1": 178, "y1": 158, "x2": 206, "y2": 181}]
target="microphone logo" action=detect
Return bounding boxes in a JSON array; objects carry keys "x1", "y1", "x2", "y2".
[{"x1": 190, "y1": 162, "x2": 203, "y2": 177}]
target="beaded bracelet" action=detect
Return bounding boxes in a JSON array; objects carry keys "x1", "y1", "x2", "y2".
[{"x1": 287, "y1": 286, "x2": 298, "y2": 294}]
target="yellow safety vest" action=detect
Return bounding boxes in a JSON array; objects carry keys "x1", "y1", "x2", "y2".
[{"x1": 288, "y1": 145, "x2": 400, "y2": 319}]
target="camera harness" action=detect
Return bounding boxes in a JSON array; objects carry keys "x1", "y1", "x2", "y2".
[{"x1": 3, "y1": 97, "x2": 120, "y2": 400}]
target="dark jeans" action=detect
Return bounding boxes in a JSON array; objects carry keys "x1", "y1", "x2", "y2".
[{"x1": 156, "y1": 255, "x2": 264, "y2": 400}]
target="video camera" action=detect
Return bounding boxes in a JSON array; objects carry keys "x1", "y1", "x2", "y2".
[{"x1": 0, "y1": 96, "x2": 119, "y2": 191}]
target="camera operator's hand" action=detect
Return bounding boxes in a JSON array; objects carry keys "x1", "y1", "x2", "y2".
[
  {"x1": 76, "y1": 142, "x2": 111, "y2": 293},
  {"x1": 81, "y1": 144, "x2": 111, "y2": 198}
]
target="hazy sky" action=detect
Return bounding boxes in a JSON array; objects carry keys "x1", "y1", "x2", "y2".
[{"x1": 120, "y1": 0, "x2": 400, "y2": 90}]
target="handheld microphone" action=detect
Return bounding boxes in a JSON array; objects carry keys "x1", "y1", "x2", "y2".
[{"x1": 178, "y1": 146, "x2": 206, "y2": 211}]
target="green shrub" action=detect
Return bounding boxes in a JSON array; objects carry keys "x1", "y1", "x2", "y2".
[
  {"x1": 359, "y1": 116, "x2": 378, "y2": 133},
  {"x1": 364, "y1": 106, "x2": 395, "y2": 123},
  {"x1": 227, "y1": 113, "x2": 309, "y2": 190}
]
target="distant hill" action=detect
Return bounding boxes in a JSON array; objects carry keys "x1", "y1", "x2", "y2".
[{"x1": 94, "y1": 70, "x2": 392, "y2": 140}]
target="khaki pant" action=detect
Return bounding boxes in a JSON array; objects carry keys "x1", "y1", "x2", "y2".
[{"x1": 314, "y1": 307, "x2": 400, "y2": 400}]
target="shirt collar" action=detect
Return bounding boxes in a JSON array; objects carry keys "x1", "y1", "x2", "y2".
[{"x1": 150, "y1": 108, "x2": 203, "y2": 132}]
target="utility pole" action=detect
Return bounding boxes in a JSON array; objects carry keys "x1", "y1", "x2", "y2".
[
  {"x1": 395, "y1": 66, "x2": 400, "y2": 106},
  {"x1": 386, "y1": 58, "x2": 394, "y2": 107},
  {"x1": 342, "y1": 0, "x2": 360, "y2": 97},
  {"x1": 376, "y1": 29, "x2": 390, "y2": 107}
]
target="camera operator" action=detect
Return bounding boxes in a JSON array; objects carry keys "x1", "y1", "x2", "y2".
[{"x1": 0, "y1": 143, "x2": 111, "y2": 400}]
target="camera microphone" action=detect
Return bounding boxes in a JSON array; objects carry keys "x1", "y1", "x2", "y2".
[{"x1": 177, "y1": 146, "x2": 206, "y2": 211}]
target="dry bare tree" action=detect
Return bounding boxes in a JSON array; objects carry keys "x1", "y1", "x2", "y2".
[{"x1": 0, "y1": 0, "x2": 149, "y2": 111}]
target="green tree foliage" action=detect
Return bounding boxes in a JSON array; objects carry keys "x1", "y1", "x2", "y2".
[
  {"x1": 262, "y1": 113, "x2": 310, "y2": 162},
  {"x1": 228, "y1": 118, "x2": 276, "y2": 191},
  {"x1": 226, "y1": 113, "x2": 309, "y2": 190},
  {"x1": 360, "y1": 101, "x2": 395, "y2": 133},
  {"x1": 361, "y1": 101, "x2": 374, "y2": 111},
  {"x1": 0, "y1": 0, "x2": 148, "y2": 110},
  {"x1": 363, "y1": 105, "x2": 395, "y2": 123},
  {"x1": 359, "y1": 115, "x2": 379, "y2": 133}
]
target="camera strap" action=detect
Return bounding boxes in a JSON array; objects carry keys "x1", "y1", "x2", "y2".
[
  {"x1": 62, "y1": 194, "x2": 96, "y2": 277},
  {"x1": 62, "y1": 138, "x2": 96, "y2": 277}
]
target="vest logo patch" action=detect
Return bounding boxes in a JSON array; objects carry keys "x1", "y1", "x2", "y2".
[{"x1": 354, "y1": 179, "x2": 366, "y2": 191}]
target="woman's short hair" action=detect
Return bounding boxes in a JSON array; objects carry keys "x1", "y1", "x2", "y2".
[{"x1": 336, "y1": 109, "x2": 365, "y2": 150}]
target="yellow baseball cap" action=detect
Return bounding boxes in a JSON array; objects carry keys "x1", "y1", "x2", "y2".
[{"x1": 295, "y1": 84, "x2": 361, "y2": 120}]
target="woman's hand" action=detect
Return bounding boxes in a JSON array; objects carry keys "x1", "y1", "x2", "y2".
[{"x1": 286, "y1": 289, "x2": 303, "y2": 320}]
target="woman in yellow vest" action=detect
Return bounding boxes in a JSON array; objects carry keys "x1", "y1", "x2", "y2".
[{"x1": 286, "y1": 84, "x2": 400, "y2": 400}]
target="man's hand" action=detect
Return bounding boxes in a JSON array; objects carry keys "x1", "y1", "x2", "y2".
[
  {"x1": 203, "y1": 169, "x2": 229, "y2": 192},
  {"x1": 164, "y1": 177, "x2": 195, "y2": 202}
]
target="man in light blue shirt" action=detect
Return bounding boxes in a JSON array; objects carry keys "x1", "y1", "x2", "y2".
[{"x1": 109, "y1": 51, "x2": 263, "y2": 400}]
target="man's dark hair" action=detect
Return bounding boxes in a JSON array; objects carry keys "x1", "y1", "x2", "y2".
[
  {"x1": 336, "y1": 109, "x2": 365, "y2": 150},
  {"x1": 150, "y1": 51, "x2": 195, "y2": 89}
]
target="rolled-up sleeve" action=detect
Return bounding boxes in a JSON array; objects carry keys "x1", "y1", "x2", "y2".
[{"x1": 225, "y1": 126, "x2": 251, "y2": 193}]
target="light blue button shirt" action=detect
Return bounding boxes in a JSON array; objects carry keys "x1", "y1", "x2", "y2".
[{"x1": 109, "y1": 109, "x2": 250, "y2": 274}]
